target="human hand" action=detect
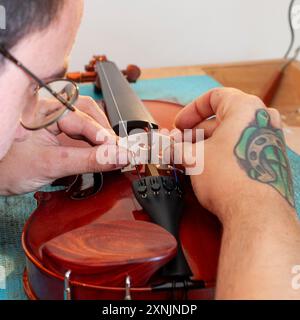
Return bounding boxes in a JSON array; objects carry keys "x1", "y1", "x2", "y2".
[
  {"x1": 175, "y1": 88, "x2": 295, "y2": 224},
  {"x1": 0, "y1": 96, "x2": 128, "y2": 195}
]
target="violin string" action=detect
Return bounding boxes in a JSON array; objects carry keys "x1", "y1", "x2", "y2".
[
  {"x1": 99, "y1": 62, "x2": 178, "y2": 183},
  {"x1": 99, "y1": 62, "x2": 142, "y2": 180}
]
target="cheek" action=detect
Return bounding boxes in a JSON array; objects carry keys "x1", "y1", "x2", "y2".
[
  {"x1": 0, "y1": 110, "x2": 19, "y2": 160},
  {"x1": 14, "y1": 125, "x2": 30, "y2": 142},
  {"x1": 0, "y1": 92, "x2": 34, "y2": 159}
]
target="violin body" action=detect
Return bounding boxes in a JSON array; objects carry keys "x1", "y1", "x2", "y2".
[{"x1": 22, "y1": 60, "x2": 222, "y2": 300}]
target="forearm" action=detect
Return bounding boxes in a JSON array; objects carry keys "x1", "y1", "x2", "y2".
[{"x1": 216, "y1": 196, "x2": 300, "y2": 299}]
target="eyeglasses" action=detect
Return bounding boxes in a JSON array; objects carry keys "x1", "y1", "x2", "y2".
[{"x1": 0, "y1": 46, "x2": 79, "y2": 130}]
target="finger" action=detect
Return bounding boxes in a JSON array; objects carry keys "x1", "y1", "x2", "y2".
[
  {"x1": 47, "y1": 144, "x2": 129, "y2": 179},
  {"x1": 49, "y1": 109, "x2": 116, "y2": 146},
  {"x1": 46, "y1": 96, "x2": 115, "y2": 138},
  {"x1": 192, "y1": 117, "x2": 217, "y2": 140},
  {"x1": 175, "y1": 87, "x2": 266, "y2": 131},
  {"x1": 74, "y1": 96, "x2": 113, "y2": 131},
  {"x1": 175, "y1": 89, "x2": 216, "y2": 130}
]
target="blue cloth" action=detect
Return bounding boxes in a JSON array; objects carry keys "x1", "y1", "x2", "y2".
[
  {"x1": 79, "y1": 75, "x2": 223, "y2": 105},
  {"x1": 0, "y1": 186, "x2": 63, "y2": 300},
  {"x1": 0, "y1": 75, "x2": 300, "y2": 300}
]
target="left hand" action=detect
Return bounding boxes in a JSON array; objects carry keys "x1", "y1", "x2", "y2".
[
  {"x1": 0, "y1": 96, "x2": 128, "y2": 195},
  {"x1": 174, "y1": 88, "x2": 291, "y2": 223}
]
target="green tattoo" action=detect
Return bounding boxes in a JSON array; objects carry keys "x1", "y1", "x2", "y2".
[{"x1": 235, "y1": 109, "x2": 295, "y2": 207}]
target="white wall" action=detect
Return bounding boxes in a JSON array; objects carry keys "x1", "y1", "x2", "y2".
[{"x1": 69, "y1": 0, "x2": 293, "y2": 71}]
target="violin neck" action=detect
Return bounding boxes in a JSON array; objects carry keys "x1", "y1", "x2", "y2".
[{"x1": 96, "y1": 61, "x2": 158, "y2": 137}]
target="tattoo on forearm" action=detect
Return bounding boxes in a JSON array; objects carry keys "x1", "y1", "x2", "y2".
[{"x1": 235, "y1": 109, "x2": 295, "y2": 207}]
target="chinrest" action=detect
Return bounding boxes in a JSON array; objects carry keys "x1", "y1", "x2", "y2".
[{"x1": 41, "y1": 220, "x2": 177, "y2": 287}]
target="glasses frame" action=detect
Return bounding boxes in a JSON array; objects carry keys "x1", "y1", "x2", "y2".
[{"x1": 0, "y1": 46, "x2": 78, "y2": 130}]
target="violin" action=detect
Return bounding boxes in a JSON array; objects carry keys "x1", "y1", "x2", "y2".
[{"x1": 22, "y1": 57, "x2": 222, "y2": 300}]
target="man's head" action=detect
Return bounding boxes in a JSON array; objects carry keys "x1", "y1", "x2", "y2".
[{"x1": 0, "y1": 0, "x2": 84, "y2": 159}]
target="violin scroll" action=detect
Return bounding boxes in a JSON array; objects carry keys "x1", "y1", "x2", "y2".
[{"x1": 66, "y1": 54, "x2": 141, "y2": 91}]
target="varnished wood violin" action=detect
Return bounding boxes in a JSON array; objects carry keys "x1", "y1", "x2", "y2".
[{"x1": 22, "y1": 57, "x2": 222, "y2": 300}]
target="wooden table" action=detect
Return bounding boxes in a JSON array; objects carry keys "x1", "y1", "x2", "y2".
[
  {"x1": 141, "y1": 59, "x2": 300, "y2": 153},
  {"x1": 142, "y1": 59, "x2": 300, "y2": 127}
]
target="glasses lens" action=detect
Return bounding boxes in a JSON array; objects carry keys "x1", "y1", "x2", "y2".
[{"x1": 21, "y1": 80, "x2": 79, "y2": 130}]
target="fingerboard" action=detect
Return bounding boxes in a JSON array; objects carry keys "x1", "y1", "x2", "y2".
[{"x1": 96, "y1": 61, "x2": 158, "y2": 137}]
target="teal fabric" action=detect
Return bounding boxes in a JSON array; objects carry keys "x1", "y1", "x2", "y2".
[
  {"x1": 0, "y1": 186, "x2": 63, "y2": 300},
  {"x1": 0, "y1": 75, "x2": 299, "y2": 300},
  {"x1": 79, "y1": 75, "x2": 223, "y2": 105}
]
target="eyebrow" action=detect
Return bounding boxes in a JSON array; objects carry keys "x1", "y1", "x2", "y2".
[{"x1": 42, "y1": 66, "x2": 68, "y2": 82}]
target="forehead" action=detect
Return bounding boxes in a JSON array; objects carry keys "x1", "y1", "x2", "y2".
[{"x1": 17, "y1": 0, "x2": 83, "y2": 79}]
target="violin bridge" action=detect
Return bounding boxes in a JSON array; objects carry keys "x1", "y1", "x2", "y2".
[{"x1": 145, "y1": 164, "x2": 160, "y2": 177}]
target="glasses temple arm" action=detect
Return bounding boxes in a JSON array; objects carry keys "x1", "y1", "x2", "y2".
[{"x1": 0, "y1": 46, "x2": 75, "y2": 111}]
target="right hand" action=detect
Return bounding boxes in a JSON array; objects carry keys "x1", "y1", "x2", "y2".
[
  {"x1": 0, "y1": 96, "x2": 128, "y2": 195},
  {"x1": 175, "y1": 87, "x2": 293, "y2": 224}
]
